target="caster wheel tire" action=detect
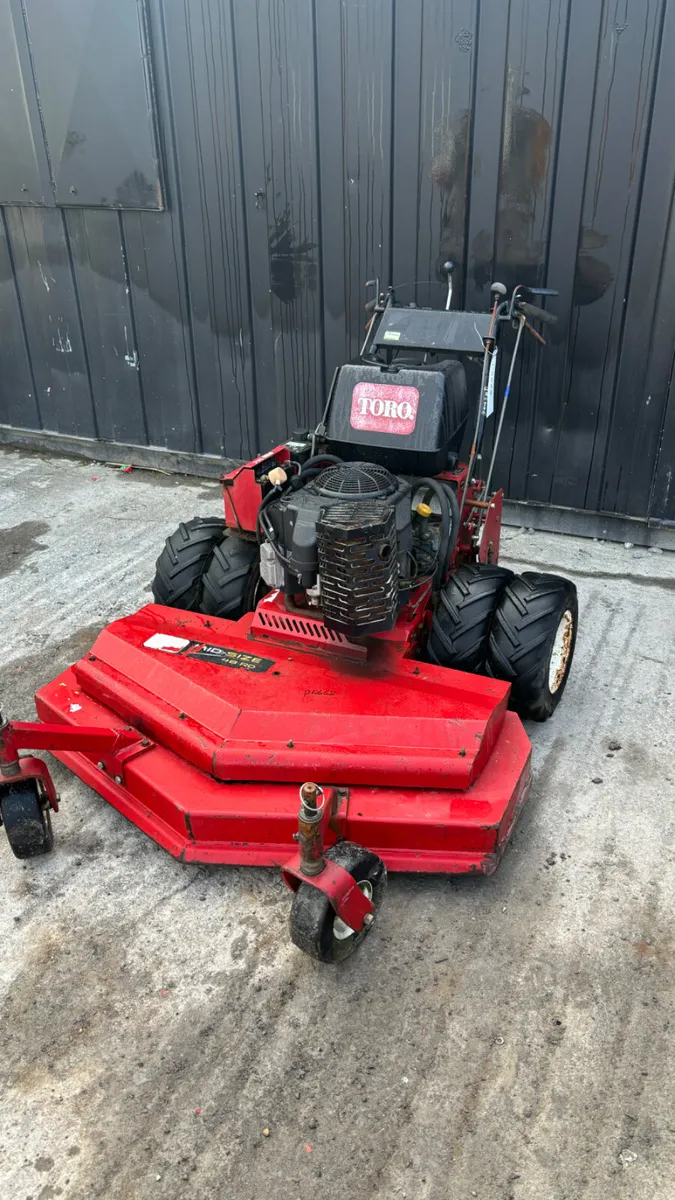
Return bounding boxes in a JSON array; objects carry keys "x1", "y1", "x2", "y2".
[
  {"x1": 487, "y1": 571, "x2": 578, "y2": 721},
  {"x1": 201, "y1": 532, "x2": 265, "y2": 619},
  {"x1": 152, "y1": 516, "x2": 226, "y2": 611},
  {"x1": 427, "y1": 563, "x2": 514, "y2": 673},
  {"x1": 289, "y1": 841, "x2": 387, "y2": 963},
  {"x1": 1, "y1": 781, "x2": 54, "y2": 859}
]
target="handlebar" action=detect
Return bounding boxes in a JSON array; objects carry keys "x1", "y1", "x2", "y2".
[{"x1": 517, "y1": 301, "x2": 558, "y2": 326}]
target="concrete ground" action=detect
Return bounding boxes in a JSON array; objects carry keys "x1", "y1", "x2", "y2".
[{"x1": 1, "y1": 447, "x2": 674, "y2": 1200}]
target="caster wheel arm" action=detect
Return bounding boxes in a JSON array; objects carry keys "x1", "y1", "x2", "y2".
[{"x1": 284, "y1": 841, "x2": 387, "y2": 963}]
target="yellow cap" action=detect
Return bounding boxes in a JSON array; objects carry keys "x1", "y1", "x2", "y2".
[{"x1": 416, "y1": 502, "x2": 433, "y2": 518}]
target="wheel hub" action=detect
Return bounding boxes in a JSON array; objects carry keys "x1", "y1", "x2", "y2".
[
  {"x1": 548, "y1": 608, "x2": 574, "y2": 693},
  {"x1": 333, "y1": 878, "x2": 373, "y2": 940}
]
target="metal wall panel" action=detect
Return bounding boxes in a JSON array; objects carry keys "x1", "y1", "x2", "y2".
[
  {"x1": 316, "y1": 0, "x2": 395, "y2": 374},
  {"x1": 233, "y1": 0, "x2": 323, "y2": 446},
  {"x1": 3, "y1": 206, "x2": 97, "y2": 436},
  {"x1": 22, "y1": 0, "x2": 162, "y2": 208},
  {"x1": 601, "y1": 0, "x2": 675, "y2": 522},
  {"x1": 391, "y1": 0, "x2": 478, "y2": 307},
  {"x1": 64, "y1": 209, "x2": 148, "y2": 444},
  {"x1": 0, "y1": 212, "x2": 41, "y2": 427},
  {"x1": 160, "y1": 0, "x2": 257, "y2": 459},
  {"x1": 0, "y1": 1, "x2": 53, "y2": 206},
  {"x1": 1, "y1": 0, "x2": 674, "y2": 525},
  {"x1": 484, "y1": 0, "x2": 570, "y2": 501},
  {"x1": 653, "y1": 380, "x2": 675, "y2": 524},
  {"x1": 548, "y1": 0, "x2": 664, "y2": 515}
]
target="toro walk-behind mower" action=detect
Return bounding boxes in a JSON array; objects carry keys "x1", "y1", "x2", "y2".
[{"x1": 0, "y1": 267, "x2": 577, "y2": 961}]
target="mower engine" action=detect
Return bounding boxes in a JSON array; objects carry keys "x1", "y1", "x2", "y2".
[
  {"x1": 259, "y1": 461, "x2": 422, "y2": 636},
  {"x1": 256, "y1": 345, "x2": 470, "y2": 637}
]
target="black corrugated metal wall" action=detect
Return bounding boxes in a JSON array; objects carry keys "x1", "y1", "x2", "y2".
[{"x1": 1, "y1": 0, "x2": 674, "y2": 526}]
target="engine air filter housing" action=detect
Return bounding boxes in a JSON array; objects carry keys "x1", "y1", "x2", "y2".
[
  {"x1": 314, "y1": 461, "x2": 397, "y2": 500},
  {"x1": 316, "y1": 501, "x2": 398, "y2": 636}
]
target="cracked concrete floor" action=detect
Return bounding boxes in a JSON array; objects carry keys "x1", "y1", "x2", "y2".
[{"x1": 1, "y1": 447, "x2": 674, "y2": 1200}]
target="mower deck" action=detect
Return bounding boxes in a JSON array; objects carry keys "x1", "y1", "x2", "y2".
[{"x1": 34, "y1": 603, "x2": 531, "y2": 875}]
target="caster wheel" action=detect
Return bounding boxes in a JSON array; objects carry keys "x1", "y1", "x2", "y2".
[
  {"x1": 289, "y1": 841, "x2": 387, "y2": 963},
  {"x1": 0, "y1": 781, "x2": 54, "y2": 859}
]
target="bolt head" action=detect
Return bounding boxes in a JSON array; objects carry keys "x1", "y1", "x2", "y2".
[
  {"x1": 114, "y1": 775, "x2": 123, "y2": 785},
  {"x1": 97, "y1": 761, "x2": 105, "y2": 771},
  {"x1": 363, "y1": 913, "x2": 375, "y2": 928}
]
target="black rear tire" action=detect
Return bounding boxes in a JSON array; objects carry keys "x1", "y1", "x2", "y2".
[
  {"x1": 427, "y1": 563, "x2": 514, "y2": 674},
  {"x1": 152, "y1": 517, "x2": 226, "y2": 611},
  {"x1": 201, "y1": 532, "x2": 264, "y2": 619},
  {"x1": 487, "y1": 571, "x2": 578, "y2": 721},
  {"x1": 289, "y1": 842, "x2": 387, "y2": 963},
  {"x1": 1, "y1": 781, "x2": 54, "y2": 859}
]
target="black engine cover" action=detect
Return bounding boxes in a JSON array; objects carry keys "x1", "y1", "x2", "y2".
[
  {"x1": 317, "y1": 502, "x2": 398, "y2": 635},
  {"x1": 326, "y1": 361, "x2": 468, "y2": 474},
  {"x1": 264, "y1": 464, "x2": 413, "y2": 633}
]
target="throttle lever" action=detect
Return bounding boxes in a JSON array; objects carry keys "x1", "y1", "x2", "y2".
[{"x1": 517, "y1": 300, "x2": 558, "y2": 326}]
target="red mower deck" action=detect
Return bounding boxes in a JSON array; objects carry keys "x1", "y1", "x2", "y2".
[{"x1": 33, "y1": 602, "x2": 531, "y2": 875}]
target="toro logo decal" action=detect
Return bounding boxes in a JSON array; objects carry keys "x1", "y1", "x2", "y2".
[{"x1": 350, "y1": 382, "x2": 419, "y2": 436}]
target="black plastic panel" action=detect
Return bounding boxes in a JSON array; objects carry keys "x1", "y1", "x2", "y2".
[
  {"x1": 326, "y1": 362, "x2": 468, "y2": 476},
  {"x1": 373, "y1": 309, "x2": 491, "y2": 353}
]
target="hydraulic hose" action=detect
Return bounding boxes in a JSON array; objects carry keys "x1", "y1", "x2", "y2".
[
  {"x1": 439, "y1": 480, "x2": 461, "y2": 568},
  {"x1": 290, "y1": 454, "x2": 343, "y2": 490},
  {"x1": 300, "y1": 453, "x2": 343, "y2": 473},
  {"x1": 256, "y1": 484, "x2": 284, "y2": 545},
  {"x1": 417, "y1": 477, "x2": 451, "y2": 590}
]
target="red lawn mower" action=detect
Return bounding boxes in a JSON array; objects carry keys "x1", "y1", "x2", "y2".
[{"x1": 0, "y1": 268, "x2": 577, "y2": 962}]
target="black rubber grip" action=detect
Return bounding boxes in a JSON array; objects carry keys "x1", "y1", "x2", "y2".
[{"x1": 518, "y1": 301, "x2": 558, "y2": 325}]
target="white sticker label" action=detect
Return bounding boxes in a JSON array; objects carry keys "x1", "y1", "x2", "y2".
[
  {"x1": 383, "y1": 329, "x2": 401, "y2": 341},
  {"x1": 485, "y1": 349, "x2": 498, "y2": 419},
  {"x1": 144, "y1": 633, "x2": 191, "y2": 653}
]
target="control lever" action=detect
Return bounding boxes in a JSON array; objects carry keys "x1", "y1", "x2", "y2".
[{"x1": 517, "y1": 301, "x2": 558, "y2": 326}]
